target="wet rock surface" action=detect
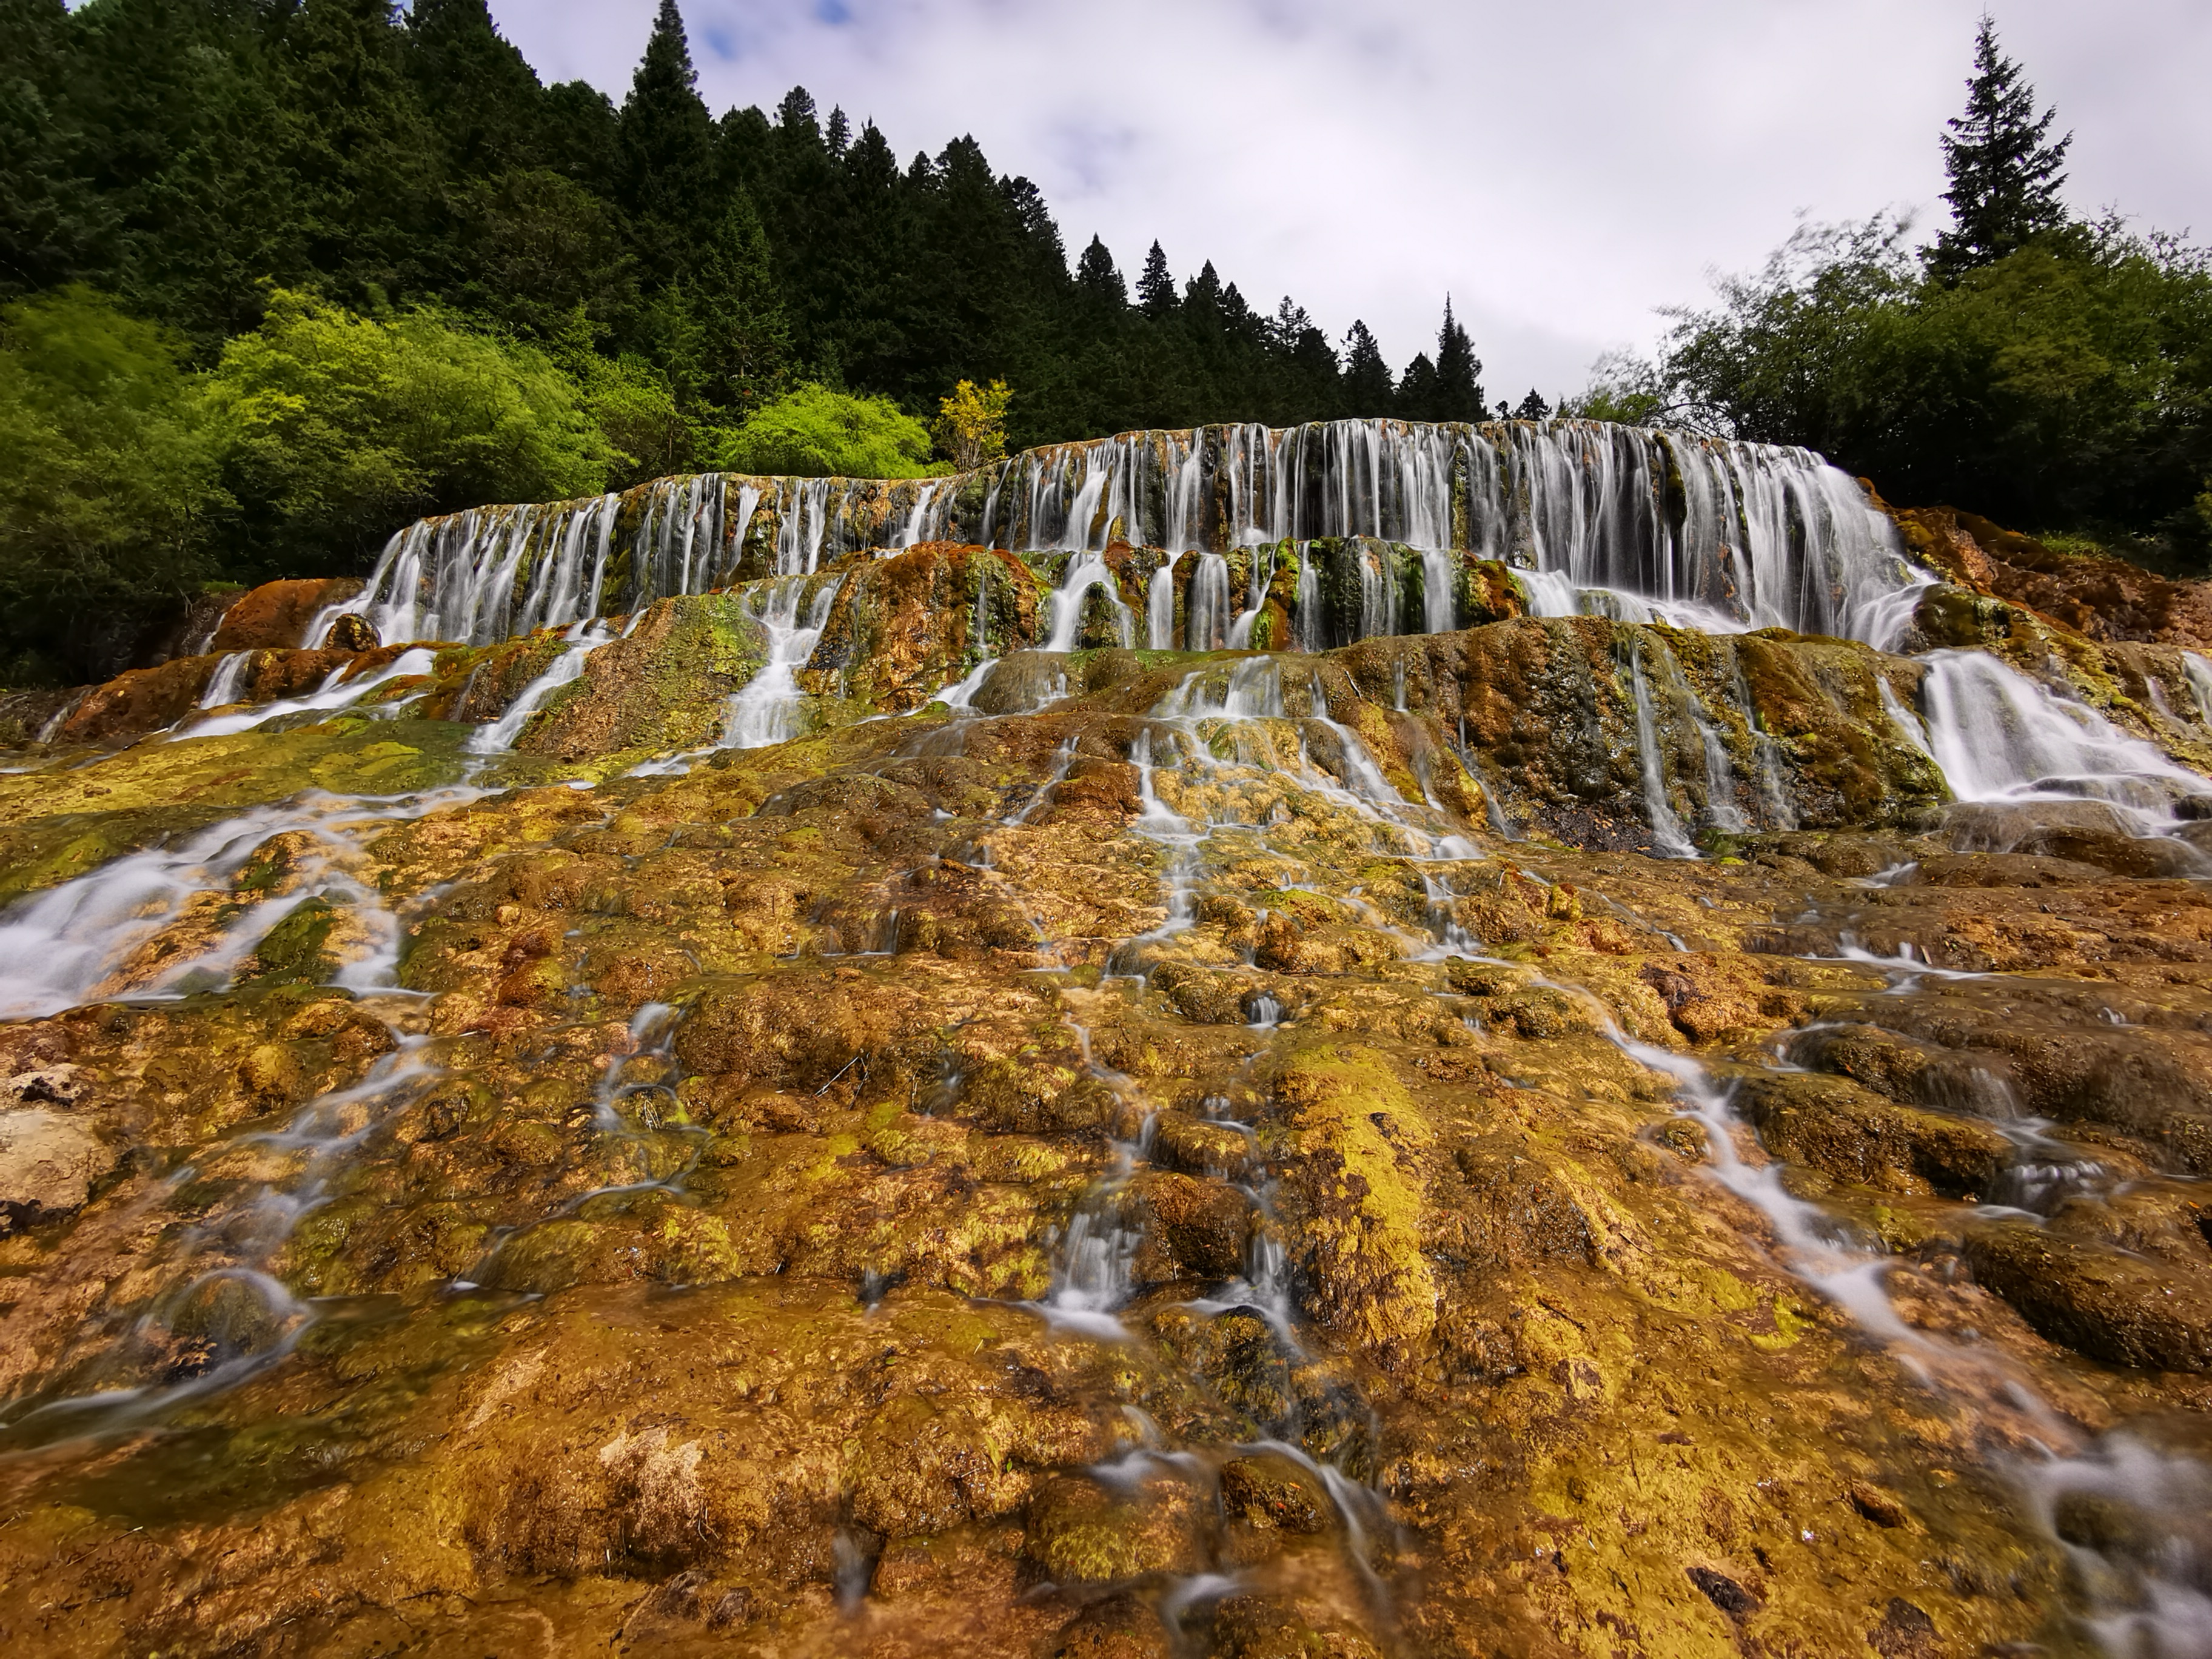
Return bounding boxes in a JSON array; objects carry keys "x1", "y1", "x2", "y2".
[{"x1": 6, "y1": 484, "x2": 2212, "y2": 1654}]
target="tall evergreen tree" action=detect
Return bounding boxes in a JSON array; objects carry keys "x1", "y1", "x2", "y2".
[
  {"x1": 616, "y1": 0, "x2": 717, "y2": 277},
  {"x1": 63, "y1": 0, "x2": 298, "y2": 338},
  {"x1": 1431, "y1": 295, "x2": 1484, "y2": 420},
  {"x1": 1136, "y1": 240, "x2": 1175, "y2": 318},
  {"x1": 1341, "y1": 320, "x2": 1393, "y2": 414},
  {"x1": 1074, "y1": 236, "x2": 1125, "y2": 312},
  {"x1": 1929, "y1": 16, "x2": 2071, "y2": 281},
  {"x1": 404, "y1": 0, "x2": 545, "y2": 177},
  {"x1": 0, "y1": 0, "x2": 102, "y2": 299},
  {"x1": 1398, "y1": 352, "x2": 1438, "y2": 418},
  {"x1": 280, "y1": 0, "x2": 444, "y2": 307}
]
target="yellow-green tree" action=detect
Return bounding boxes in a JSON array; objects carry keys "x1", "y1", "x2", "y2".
[{"x1": 933, "y1": 378, "x2": 1013, "y2": 471}]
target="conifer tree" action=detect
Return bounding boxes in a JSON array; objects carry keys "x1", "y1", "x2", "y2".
[
  {"x1": 1398, "y1": 352, "x2": 1438, "y2": 417},
  {"x1": 1341, "y1": 320, "x2": 1393, "y2": 414},
  {"x1": 1074, "y1": 236, "x2": 1125, "y2": 312},
  {"x1": 1432, "y1": 295, "x2": 1484, "y2": 420},
  {"x1": 1136, "y1": 241, "x2": 1175, "y2": 318},
  {"x1": 280, "y1": 0, "x2": 443, "y2": 306},
  {"x1": 1929, "y1": 16, "x2": 2071, "y2": 280},
  {"x1": 617, "y1": 0, "x2": 717, "y2": 260},
  {"x1": 404, "y1": 0, "x2": 544, "y2": 176},
  {"x1": 0, "y1": 0, "x2": 98, "y2": 298}
]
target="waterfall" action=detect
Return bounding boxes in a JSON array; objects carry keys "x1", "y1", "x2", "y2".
[
  {"x1": 466, "y1": 626, "x2": 609, "y2": 756},
  {"x1": 1146, "y1": 561, "x2": 1177, "y2": 651},
  {"x1": 1420, "y1": 546, "x2": 1456, "y2": 634},
  {"x1": 1295, "y1": 545, "x2": 1322, "y2": 650},
  {"x1": 1916, "y1": 650, "x2": 2212, "y2": 825},
  {"x1": 198, "y1": 652, "x2": 250, "y2": 709},
  {"x1": 1227, "y1": 543, "x2": 1276, "y2": 648},
  {"x1": 180, "y1": 649, "x2": 437, "y2": 742},
  {"x1": 896, "y1": 482, "x2": 940, "y2": 548},
  {"x1": 1630, "y1": 642, "x2": 1697, "y2": 857},
  {"x1": 328, "y1": 419, "x2": 1923, "y2": 651},
  {"x1": 721, "y1": 577, "x2": 842, "y2": 750},
  {"x1": 1185, "y1": 553, "x2": 1230, "y2": 651},
  {"x1": 1356, "y1": 543, "x2": 1395, "y2": 640},
  {"x1": 1043, "y1": 552, "x2": 1133, "y2": 652}
]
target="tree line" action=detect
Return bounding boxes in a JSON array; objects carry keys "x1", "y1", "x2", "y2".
[
  {"x1": 1576, "y1": 19, "x2": 2211, "y2": 567},
  {"x1": 1, "y1": 0, "x2": 1497, "y2": 680}
]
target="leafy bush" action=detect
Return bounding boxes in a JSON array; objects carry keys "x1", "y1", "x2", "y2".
[
  {"x1": 0, "y1": 287, "x2": 226, "y2": 680},
  {"x1": 1626, "y1": 216, "x2": 2212, "y2": 557},
  {"x1": 719, "y1": 383, "x2": 937, "y2": 478},
  {"x1": 198, "y1": 290, "x2": 614, "y2": 571},
  {"x1": 933, "y1": 377, "x2": 1012, "y2": 470}
]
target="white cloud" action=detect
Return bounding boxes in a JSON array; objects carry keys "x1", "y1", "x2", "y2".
[{"x1": 492, "y1": 0, "x2": 2212, "y2": 401}]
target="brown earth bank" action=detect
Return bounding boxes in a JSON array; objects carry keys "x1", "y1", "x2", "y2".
[{"x1": 0, "y1": 523, "x2": 2210, "y2": 1657}]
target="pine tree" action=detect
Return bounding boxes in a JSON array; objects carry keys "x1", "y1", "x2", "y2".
[
  {"x1": 404, "y1": 0, "x2": 545, "y2": 176},
  {"x1": 1184, "y1": 260, "x2": 1223, "y2": 320},
  {"x1": 676, "y1": 191, "x2": 791, "y2": 411},
  {"x1": 1136, "y1": 240, "x2": 1175, "y2": 317},
  {"x1": 0, "y1": 0, "x2": 102, "y2": 299},
  {"x1": 1929, "y1": 16, "x2": 2071, "y2": 280},
  {"x1": 1512, "y1": 388, "x2": 1550, "y2": 420},
  {"x1": 1341, "y1": 320, "x2": 1393, "y2": 414},
  {"x1": 280, "y1": 0, "x2": 444, "y2": 306},
  {"x1": 1398, "y1": 352, "x2": 1438, "y2": 418},
  {"x1": 1432, "y1": 295, "x2": 1484, "y2": 420},
  {"x1": 617, "y1": 0, "x2": 718, "y2": 261},
  {"x1": 1074, "y1": 235, "x2": 1125, "y2": 311}
]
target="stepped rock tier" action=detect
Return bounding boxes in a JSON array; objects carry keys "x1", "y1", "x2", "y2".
[
  {"x1": 322, "y1": 417, "x2": 1922, "y2": 652},
  {"x1": 5, "y1": 419, "x2": 2212, "y2": 1657}
]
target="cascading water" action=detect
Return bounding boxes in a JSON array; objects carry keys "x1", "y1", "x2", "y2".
[
  {"x1": 1629, "y1": 642, "x2": 1698, "y2": 857},
  {"x1": 465, "y1": 623, "x2": 612, "y2": 757},
  {"x1": 720, "y1": 577, "x2": 842, "y2": 751},
  {"x1": 1915, "y1": 649, "x2": 2212, "y2": 828},
  {"x1": 1184, "y1": 553, "x2": 1230, "y2": 651},
  {"x1": 0, "y1": 784, "x2": 477, "y2": 1021},
  {"x1": 1147, "y1": 560, "x2": 1177, "y2": 650},
  {"x1": 178, "y1": 648, "x2": 439, "y2": 742},
  {"x1": 198, "y1": 651, "x2": 250, "y2": 710},
  {"x1": 1227, "y1": 543, "x2": 1276, "y2": 648},
  {"x1": 1043, "y1": 551, "x2": 1133, "y2": 652},
  {"x1": 317, "y1": 419, "x2": 1926, "y2": 655}
]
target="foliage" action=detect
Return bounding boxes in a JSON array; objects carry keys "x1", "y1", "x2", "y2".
[
  {"x1": 1930, "y1": 17, "x2": 2072, "y2": 283},
  {"x1": 1557, "y1": 350, "x2": 1666, "y2": 426},
  {"x1": 1560, "y1": 21, "x2": 2209, "y2": 560},
  {"x1": 0, "y1": 286, "x2": 225, "y2": 680},
  {"x1": 720, "y1": 383, "x2": 937, "y2": 478},
  {"x1": 197, "y1": 290, "x2": 612, "y2": 572},
  {"x1": 1395, "y1": 298, "x2": 1486, "y2": 422},
  {"x1": 933, "y1": 378, "x2": 1012, "y2": 471},
  {"x1": 1621, "y1": 215, "x2": 2212, "y2": 554},
  {"x1": 5, "y1": 0, "x2": 1484, "y2": 454},
  {"x1": 1, "y1": 0, "x2": 1521, "y2": 677}
]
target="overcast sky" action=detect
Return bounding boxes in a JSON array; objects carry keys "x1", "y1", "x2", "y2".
[{"x1": 489, "y1": 0, "x2": 2210, "y2": 400}]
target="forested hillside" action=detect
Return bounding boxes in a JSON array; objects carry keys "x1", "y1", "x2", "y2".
[
  {"x1": 8, "y1": 0, "x2": 1501, "y2": 431},
  {"x1": 0, "y1": 0, "x2": 1492, "y2": 679}
]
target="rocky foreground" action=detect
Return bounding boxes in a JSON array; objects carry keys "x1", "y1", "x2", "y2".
[{"x1": 2, "y1": 515, "x2": 2211, "y2": 1657}]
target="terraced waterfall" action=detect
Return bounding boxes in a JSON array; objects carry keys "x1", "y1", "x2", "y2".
[{"x1": 5, "y1": 418, "x2": 2212, "y2": 1658}]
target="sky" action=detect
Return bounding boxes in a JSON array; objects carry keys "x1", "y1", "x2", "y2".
[{"x1": 488, "y1": 0, "x2": 2211, "y2": 401}]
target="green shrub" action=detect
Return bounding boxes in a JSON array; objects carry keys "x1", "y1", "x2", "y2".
[
  {"x1": 719, "y1": 383, "x2": 937, "y2": 478},
  {"x1": 198, "y1": 289, "x2": 614, "y2": 571},
  {"x1": 0, "y1": 286, "x2": 226, "y2": 682}
]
